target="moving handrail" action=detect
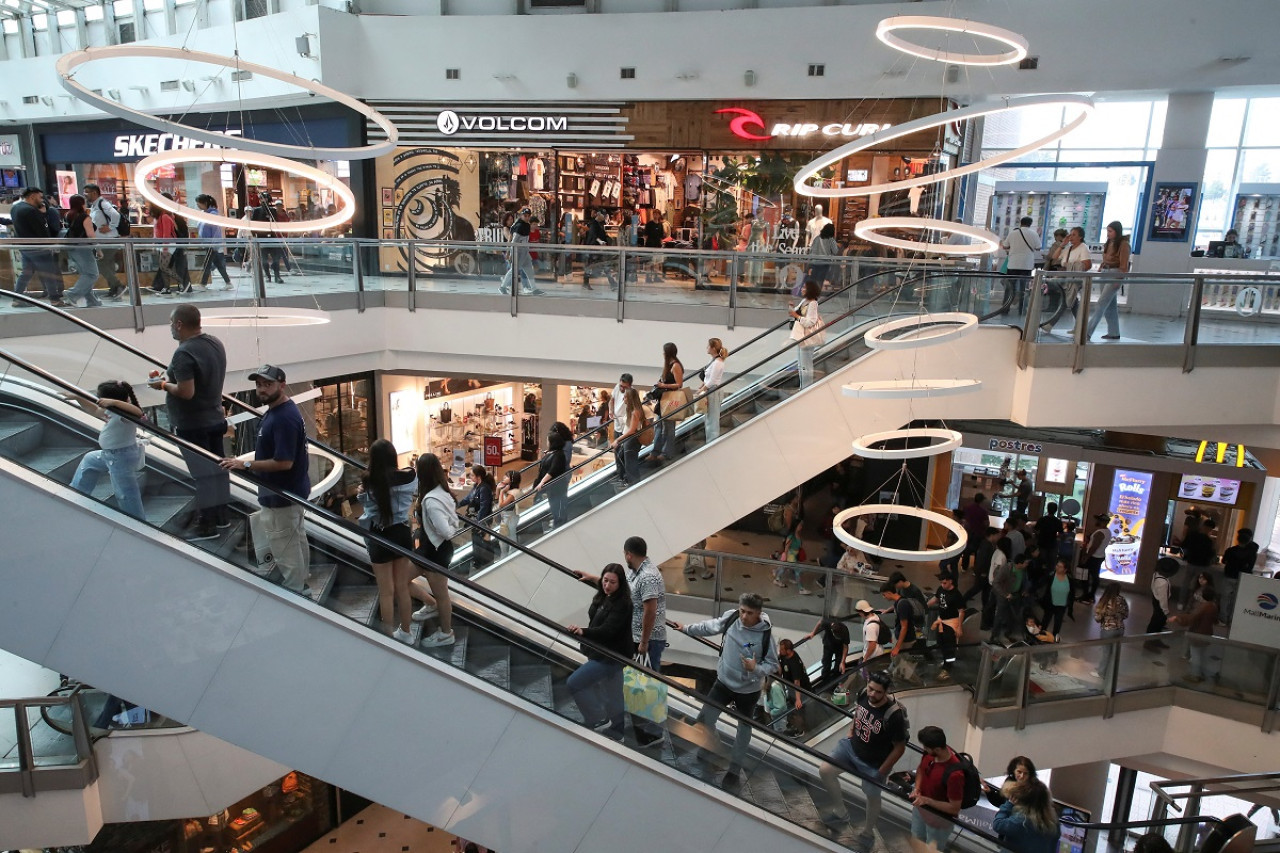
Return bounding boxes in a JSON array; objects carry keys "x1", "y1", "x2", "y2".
[{"x1": 0, "y1": 347, "x2": 1008, "y2": 852}]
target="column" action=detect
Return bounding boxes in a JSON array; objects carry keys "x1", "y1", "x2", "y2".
[
  {"x1": 537, "y1": 381, "x2": 572, "y2": 445},
  {"x1": 1048, "y1": 760, "x2": 1113, "y2": 825}
]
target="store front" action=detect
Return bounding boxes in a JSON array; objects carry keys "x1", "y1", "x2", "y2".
[
  {"x1": 367, "y1": 98, "x2": 956, "y2": 280},
  {"x1": 936, "y1": 429, "x2": 1265, "y2": 589},
  {"x1": 37, "y1": 106, "x2": 363, "y2": 233},
  {"x1": 0, "y1": 132, "x2": 31, "y2": 207}
]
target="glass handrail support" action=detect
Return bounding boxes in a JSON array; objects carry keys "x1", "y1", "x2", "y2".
[{"x1": 0, "y1": 346, "x2": 1013, "y2": 853}]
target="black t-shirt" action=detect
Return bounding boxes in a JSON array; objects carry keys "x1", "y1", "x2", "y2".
[
  {"x1": 820, "y1": 619, "x2": 851, "y2": 648},
  {"x1": 935, "y1": 587, "x2": 965, "y2": 621},
  {"x1": 778, "y1": 652, "x2": 811, "y2": 689},
  {"x1": 255, "y1": 399, "x2": 311, "y2": 507},
  {"x1": 894, "y1": 598, "x2": 920, "y2": 644},
  {"x1": 167, "y1": 333, "x2": 227, "y2": 430},
  {"x1": 644, "y1": 220, "x2": 664, "y2": 248},
  {"x1": 1181, "y1": 530, "x2": 1216, "y2": 566},
  {"x1": 511, "y1": 219, "x2": 531, "y2": 239},
  {"x1": 1222, "y1": 542, "x2": 1259, "y2": 579},
  {"x1": 850, "y1": 692, "x2": 909, "y2": 766},
  {"x1": 1035, "y1": 514, "x2": 1063, "y2": 552}
]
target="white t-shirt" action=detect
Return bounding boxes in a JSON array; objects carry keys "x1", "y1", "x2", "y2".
[
  {"x1": 863, "y1": 617, "x2": 887, "y2": 660},
  {"x1": 1002, "y1": 227, "x2": 1042, "y2": 270}
]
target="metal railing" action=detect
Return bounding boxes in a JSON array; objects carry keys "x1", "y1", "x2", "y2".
[
  {"x1": 1150, "y1": 772, "x2": 1278, "y2": 853},
  {"x1": 0, "y1": 693, "x2": 98, "y2": 797}
]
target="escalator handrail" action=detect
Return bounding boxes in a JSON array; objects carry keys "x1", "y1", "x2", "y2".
[
  {"x1": 476, "y1": 267, "x2": 1012, "y2": 529},
  {"x1": 481, "y1": 262, "x2": 959, "y2": 492},
  {"x1": 1060, "y1": 815, "x2": 1224, "y2": 831},
  {"x1": 0, "y1": 346, "x2": 1005, "y2": 850},
  {"x1": 5, "y1": 289, "x2": 370, "y2": 474}
]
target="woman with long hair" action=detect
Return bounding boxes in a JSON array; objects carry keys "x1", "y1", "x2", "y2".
[
  {"x1": 611, "y1": 387, "x2": 645, "y2": 488},
  {"x1": 1094, "y1": 581, "x2": 1129, "y2": 678},
  {"x1": 698, "y1": 338, "x2": 729, "y2": 442},
  {"x1": 148, "y1": 201, "x2": 180, "y2": 295},
  {"x1": 63, "y1": 195, "x2": 104, "y2": 307},
  {"x1": 458, "y1": 463, "x2": 497, "y2": 568},
  {"x1": 650, "y1": 342, "x2": 684, "y2": 464},
  {"x1": 807, "y1": 222, "x2": 840, "y2": 289},
  {"x1": 566, "y1": 563, "x2": 634, "y2": 739},
  {"x1": 992, "y1": 778, "x2": 1059, "y2": 853},
  {"x1": 495, "y1": 468, "x2": 523, "y2": 556},
  {"x1": 1046, "y1": 559, "x2": 1073, "y2": 639},
  {"x1": 1088, "y1": 220, "x2": 1130, "y2": 340},
  {"x1": 534, "y1": 424, "x2": 570, "y2": 528},
  {"x1": 411, "y1": 452, "x2": 457, "y2": 647},
  {"x1": 983, "y1": 755, "x2": 1040, "y2": 807},
  {"x1": 788, "y1": 279, "x2": 826, "y2": 387},
  {"x1": 357, "y1": 439, "x2": 418, "y2": 643},
  {"x1": 70, "y1": 380, "x2": 145, "y2": 519}
]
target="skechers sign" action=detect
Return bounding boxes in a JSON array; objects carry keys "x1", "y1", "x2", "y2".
[
  {"x1": 112, "y1": 129, "x2": 241, "y2": 159},
  {"x1": 436, "y1": 109, "x2": 568, "y2": 136}
]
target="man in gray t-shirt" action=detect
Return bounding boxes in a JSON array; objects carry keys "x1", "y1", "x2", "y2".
[
  {"x1": 151, "y1": 304, "x2": 229, "y2": 541},
  {"x1": 624, "y1": 536, "x2": 666, "y2": 746}
]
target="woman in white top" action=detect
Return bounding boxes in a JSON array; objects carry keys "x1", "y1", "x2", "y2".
[
  {"x1": 788, "y1": 279, "x2": 826, "y2": 388},
  {"x1": 70, "y1": 380, "x2": 146, "y2": 521},
  {"x1": 1061, "y1": 226, "x2": 1093, "y2": 328},
  {"x1": 697, "y1": 337, "x2": 729, "y2": 442},
  {"x1": 494, "y1": 468, "x2": 523, "y2": 557},
  {"x1": 410, "y1": 452, "x2": 459, "y2": 648}
]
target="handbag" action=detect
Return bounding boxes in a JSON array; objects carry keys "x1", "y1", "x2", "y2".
[
  {"x1": 831, "y1": 688, "x2": 849, "y2": 706},
  {"x1": 623, "y1": 666, "x2": 668, "y2": 722}
]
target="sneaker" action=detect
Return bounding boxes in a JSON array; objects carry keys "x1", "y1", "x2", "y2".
[
  {"x1": 107, "y1": 293, "x2": 125, "y2": 302},
  {"x1": 183, "y1": 525, "x2": 218, "y2": 542},
  {"x1": 421, "y1": 630, "x2": 456, "y2": 648},
  {"x1": 411, "y1": 604, "x2": 438, "y2": 622},
  {"x1": 772, "y1": 579, "x2": 787, "y2": 588},
  {"x1": 798, "y1": 587, "x2": 813, "y2": 596},
  {"x1": 215, "y1": 513, "x2": 232, "y2": 530},
  {"x1": 591, "y1": 720, "x2": 614, "y2": 733},
  {"x1": 701, "y1": 570, "x2": 715, "y2": 579},
  {"x1": 634, "y1": 731, "x2": 664, "y2": 749},
  {"x1": 499, "y1": 286, "x2": 510, "y2": 295},
  {"x1": 391, "y1": 627, "x2": 414, "y2": 644}
]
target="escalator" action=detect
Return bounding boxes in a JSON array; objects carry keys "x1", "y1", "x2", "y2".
[
  {"x1": 0, "y1": 339, "x2": 1018, "y2": 853},
  {"x1": 471, "y1": 269, "x2": 1021, "y2": 622}
]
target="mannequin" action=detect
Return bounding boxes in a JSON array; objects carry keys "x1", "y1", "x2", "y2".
[{"x1": 806, "y1": 204, "x2": 832, "y2": 245}]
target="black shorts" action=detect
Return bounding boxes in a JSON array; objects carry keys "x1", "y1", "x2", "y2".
[
  {"x1": 416, "y1": 537, "x2": 456, "y2": 571},
  {"x1": 366, "y1": 522, "x2": 413, "y2": 564}
]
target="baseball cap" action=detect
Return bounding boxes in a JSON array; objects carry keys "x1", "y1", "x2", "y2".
[
  {"x1": 854, "y1": 599, "x2": 875, "y2": 613},
  {"x1": 520, "y1": 207, "x2": 531, "y2": 215},
  {"x1": 248, "y1": 364, "x2": 286, "y2": 383}
]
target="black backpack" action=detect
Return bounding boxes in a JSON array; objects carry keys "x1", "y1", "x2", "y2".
[
  {"x1": 96, "y1": 198, "x2": 130, "y2": 236},
  {"x1": 941, "y1": 751, "x2": 983, "y2": 809},
  {"x1": 868, "y1": 615, "x2": 892, "y2": 647}
]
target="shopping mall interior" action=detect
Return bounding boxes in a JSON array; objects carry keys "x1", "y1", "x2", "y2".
[{"x1": 0, "y1": 1, "x2": 1279, "y2": 852}]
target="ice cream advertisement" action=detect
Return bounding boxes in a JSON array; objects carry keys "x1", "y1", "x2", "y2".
[
  {"x1": 1178, "y1": 474, "x2": 1241, "y2": 506},
  {"x1": 1102, "y1": 469, "x2": 1152, "y2": 581}
]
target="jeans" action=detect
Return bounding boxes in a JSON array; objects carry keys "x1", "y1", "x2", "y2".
[
  {"x1": 66, "y1": 247, "x2": 103, "y2": 306},
  {"x1": 614, "y1": 435, "x2": 640, "y2": 485},
  {"x1": 175, "y1": 422, "x2": 230, "y2": 526},
  {"x1": 15, "y1": 250, "x2": 61, "y2": 299},
  {"x1": 97, "y1": 246, "x2": 124, "y2": 294},
  {"x1": 912, "y1": 807, "x2": 956, "y2": 851},
  {"x1": 653, "y1": 412, "x2": 677, "y2": 459},
  {"x1": 1087, "y1": 275, "x2": 1123, "y2": 337},
  {"x1": 500, "y1": 260, "x2": 537, "y2": 292},
  {"x1": 568, "y1": 658, "x2": 625, "y2": 734},
  {"x1": 259, "y1": 504, "x2": 310, "y2": 592},
  {"x1": 703, "y1": 388, "x2": 722, "y2": 442},
  {"x1": 697, "y1": 680, "x2": 761, "y2": 770},
  {"x1": 820, "y1": 737, "x2": 884, "y2": 822},
  {"x1": 71, "y1": 444, "x2": 145, "y2": 520},
  {"x1": 1187, "y1": 638, "x2": 1221, "y2": 680},
  {"x1": 546, "y1": 478, "x2": 569, "y2": 528},
  {"x1": 200, "y1": 249, "x2": 231, "y2": 285},
  {"x1": 797, "y1": 345, "x2": 816, "y2": 387},
  {"x1": 1097, "y1": 626, "x2": 1124, "y2": 678}
]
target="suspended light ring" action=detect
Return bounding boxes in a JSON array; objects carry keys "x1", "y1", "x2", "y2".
[
  {"x1": 794, "y1": 95, "x2": 1094, "y2": 200},
  {"x1": 56, "y1": 44, "x2": 399, "y2": 160},
  {"x1": 856, "y1": 218, "x2": 1000, "y2": 256},
  {"x1": 135, "y1": 149, "x2": 355, "y2": 235},
  {"x1": 834, "y1": 504, "x2": 967, "y2": 561},
  {"x1": 865, "y1": 312, "x2": 981, "y2": 350},
  {"x1": 876, "y1": 15, "x2": 1029, "y2": 67},
  {"x1": 842, "y1": 379, "x2": 982, "y2": 399},
  {"x1": 851, "y1": 428, "x2": 963, "y2": 460},
  {"x1": 197, "y1": 307, "x2": 331, "y2": 327}
]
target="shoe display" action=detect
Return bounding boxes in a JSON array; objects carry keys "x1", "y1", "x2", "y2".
[{"x1": 421, "y1": 630, "x2": 456, "y2": 647}]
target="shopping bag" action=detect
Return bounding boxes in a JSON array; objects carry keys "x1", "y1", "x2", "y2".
[{"x1": 622, "y1": 665, "x2": 668, "y2": 723}]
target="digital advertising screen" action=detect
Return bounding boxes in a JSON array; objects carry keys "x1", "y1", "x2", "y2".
[{"x1": 1102, "y1": 469, "x2": 1153, "y2": 582}]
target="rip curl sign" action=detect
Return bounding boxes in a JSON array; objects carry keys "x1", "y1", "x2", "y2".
[{"x1": 716, "y1": 107, "x2": 890, "y2": 142}]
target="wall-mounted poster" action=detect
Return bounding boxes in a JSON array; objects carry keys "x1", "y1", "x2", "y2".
[
  {"x1": 1101, "y1": 469, "x2": 1153, "y2": 582},
  {"x1": 1148, "y1": 182, "x2": 1198, "y2": 242}
]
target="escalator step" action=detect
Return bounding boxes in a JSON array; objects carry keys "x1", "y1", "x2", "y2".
[
  {"x1": 510, "y1": 664, "x2": 554, "y2": 710},
  {"x1": 550, "y1": 682, "x2": 585, "y2": 725},
  {"x1": 144, "y1": 495, "x2": 196, "y2": 529},
  {"x1": 304, "y1": 563, "x2": 340, "y2": 603},
  {"x1": 422, "y1": 624, "x2": 469, "y2": 668},
  {"x1": 21, "y1": 446, "x2": 88, "y2": 480},
  {"x1": 773, "y1": 770, "x2": 825, "y2": 824},
  {"x1": 0, "y1": 419, "x2": 43, "y2": 457},
  {"x1": 327, "y1": 584, "x2": 379, "y2": 625},
  {"x1": 463, "y1": 641, "x2": 511, "y2": 690}
]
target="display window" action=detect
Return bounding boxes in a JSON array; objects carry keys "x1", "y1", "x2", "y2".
[{"x1": 313, "y1": 372, "x2": 376, "y2": 506}]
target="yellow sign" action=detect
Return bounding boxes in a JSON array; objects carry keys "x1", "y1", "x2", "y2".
[{"x1": 1195, "y1": 440, "x2": 1247, "y2": 468}]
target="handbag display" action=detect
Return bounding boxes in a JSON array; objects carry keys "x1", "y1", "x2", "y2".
[{"x1": 623, "y1": 665, "x2": 668, "y2": 723}]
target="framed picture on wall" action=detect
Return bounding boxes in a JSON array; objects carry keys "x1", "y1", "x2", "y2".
[
  {"x1": 1148, "y1": 182, "x2": 1198, "y2": 242},
  {"x1": 382, "y1": 208, "x2": 393, "y2": 227},
  {"x1": 381, "y1": 187, "x2": 393, "y2": 206}
]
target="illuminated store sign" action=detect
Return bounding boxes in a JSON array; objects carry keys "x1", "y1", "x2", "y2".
[
  {"x1": 987, "y1": 438, "x2": 1043, "y2": 454},
  {"x1": 717, "y1": 108, "x2": 891, "y2": 142},
  {"x1": 436, "y1": 109, "x2": 568, "y2": 135},
  {"x1": 1195, "y1": 440, "x2": 1247, "y2": 467},
  {"x1": 111, "y1": 129, "x2": 241, "y2": 159}
]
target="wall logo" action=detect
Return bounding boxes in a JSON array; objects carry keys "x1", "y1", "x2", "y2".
[
  {"x1": 716, "y1": 108, "x2": 890, "y2": 142},
  {"x1": 111, "y1": 129, "x2": 240, "y2": 159},
  {"x1": 1258, "y1": 592, "x2": 1278, "y2": 611},
  {"x1": 988, "y1": 438, "x2": 1044, "y2": 454},
  {"x1": 437, "y1": 110, "x2": 461, "y2": 136},
  {"x1": 0, "y1": 140, "x2": 13, "y2": 157}
]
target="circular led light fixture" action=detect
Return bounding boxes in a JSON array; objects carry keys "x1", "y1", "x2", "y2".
[
  {"x1": 876, "y1": 16, "x2": 1029, "y2": 67},
  {"x1": 135, "y1": 149, "x2": 355, "y2": 235},
  {"x1": 856, "y1": 218, "x2": 999, "y2": 256},
  {"x1": 834, "y1": 504, "x2": 967, "y2": 561},
  {"x1": 198, "y1": 307, "x2": 331, "y2": 327},
  {"x1": 794, "y1": 95, "x2": 1093, "y2": 200},
  {"x1": 865, "y1": 311, "x2": 980, "y2": 350},
  {"x1": 851, "y1": 428, "x2": 963, "y2": 460},
  {"x1": 842, "y1": 379, "x2": 982, "y2": 399},
  {"x1": 56, "y1": 44, "x2": 399, "y2": 160}
]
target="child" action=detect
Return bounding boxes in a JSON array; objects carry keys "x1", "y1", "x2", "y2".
[{"x1": 70, "y1": 380, "x2": 146, "y2": 521}]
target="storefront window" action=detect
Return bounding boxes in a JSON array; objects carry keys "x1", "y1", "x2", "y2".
[{"x1": 313, "y1": 373, "x2": 375, "y2": 506}]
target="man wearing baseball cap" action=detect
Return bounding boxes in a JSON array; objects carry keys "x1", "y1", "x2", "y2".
[{"x1": 220, "y1": 365, "x2": 312, "y2": 595}]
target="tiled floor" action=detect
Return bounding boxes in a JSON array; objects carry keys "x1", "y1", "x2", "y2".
[{"x1": 299, "y1": 804, "x2": 464, "y2": 853}]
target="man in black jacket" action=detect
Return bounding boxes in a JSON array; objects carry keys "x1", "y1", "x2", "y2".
[
  {"x1": 10, "y1": 187, "x2": 66, "y2": 307},
  {"x1": 250, "y1": 191, "x2": 285, "y2": 284},
  {"x1": 582, "y1": 210, "x2": 616, "y2": 290}
]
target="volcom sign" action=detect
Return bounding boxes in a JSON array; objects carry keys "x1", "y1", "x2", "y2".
[{"x1": 435, "y1": 109, "x2": 569, "y2": 136}]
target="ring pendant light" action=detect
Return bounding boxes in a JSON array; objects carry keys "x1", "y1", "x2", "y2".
[
  {"x1": 864, "y1": 312, "x2": 980, "y2": 350},
  {"x1": 875, "y1": 16, "x2": 1029, "y2": 67},
  {"x1": 834, "y1": 504, "x2": 967, "y2": 561},
  {"x1": 842, "y1": 379, "x2": 982, "y2": 399},
  {"x1": 854, "y1": 217, "x2": 1000, "y2": 256},
  {"x1": 56, "y1": 44, "x2": 399, "y2": 160},
  {"x1": 851, "y1": 428, "x2": 963, "y2": 460},
  {"x1": 793, "y1": 94, "x2": 1094, "y2": 200}
]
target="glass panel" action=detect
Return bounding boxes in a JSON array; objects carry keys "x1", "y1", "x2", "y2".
[
  {"x1": 1196, "y1": 149, "x2": 1242, "y2": 241},
  {"x1": 983, "y1": 104, "x2": 1069, "y2": 150},
  {"x1": 1060, "y1": 103, "x2": 1156, "y2": 151},
  {"x1": 1197, "y1": 278, "x2": 1280, "y2": 345},
  {"x1": 1172, "y1": 635, "x2": 1274, "y2": 702},
  {"x1": 256, "y1": 237, "x2": 359, "y2": 299},
  {"x1": 1148, "y1": 100, "x2": 1168, "y2": 150},
  {"x1": 1207, "y1": 97, "x2": 1247, "y2": 149},
  {"x1": 1113, "y1": 636, "x2": 1175, "y2": 693},
  {"x1": 980, "y1": 648, "x2": 1026, "y2": 708},
  {"x1": 1239, "y1": 148, "x2": 1280, "y2": 185},
  {"x1": 1083, "y1": 275, "x2": 1193, "y2": 345},
  {"x1": 1024, "y1": 642, "x2": 1108, "y2": 704},
  {"x1": 26, "y1": 706, "x2": 79, "y2": 768},
  {"x1": 1242, "y1": 99, "x2": 1280, "y2": 149},
  {"x1": 0, "y1": 706, "x2": 18, "y2": 770}
]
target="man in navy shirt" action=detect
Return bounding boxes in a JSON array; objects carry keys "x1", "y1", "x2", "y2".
[{"x1": 221, "y1": 365, "x2": 311, "y2": 594}]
